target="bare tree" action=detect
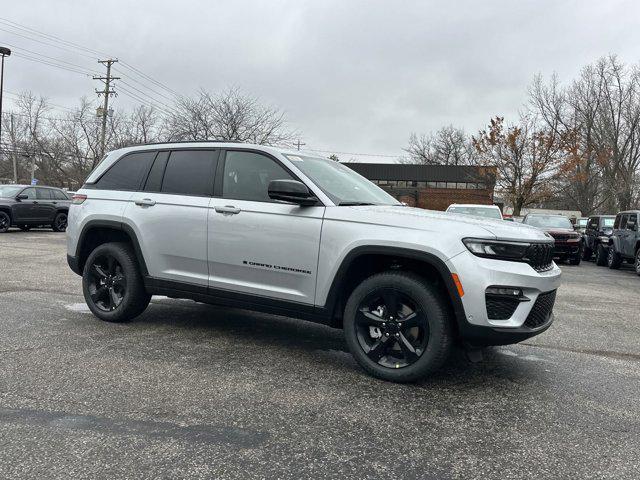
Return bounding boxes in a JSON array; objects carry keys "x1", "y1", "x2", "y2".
[
  {"x1": 164, "y1": 87, "x2": 296, "y2": 145},
  {"x1": 404, "y1": 126, "x2": 477, "y2": 165}
]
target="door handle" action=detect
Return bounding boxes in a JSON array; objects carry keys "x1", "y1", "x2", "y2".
[
  {"x1": 134, "y1": 198, "x2": 156, "y2": 207},
  {"x1": 214, "y1": 205, "x2": 241, "y2": 215}
]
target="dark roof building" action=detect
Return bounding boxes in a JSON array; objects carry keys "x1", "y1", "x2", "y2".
[{"x1": 344, "y1": 163, "x2": 497, "y2": 211}]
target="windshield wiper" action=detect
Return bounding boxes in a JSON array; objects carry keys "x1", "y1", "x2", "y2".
[{"x1": 338, "y1": 201, "x2": 376, "y2": 206}]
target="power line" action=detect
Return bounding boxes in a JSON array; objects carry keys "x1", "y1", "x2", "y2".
[
  {"x1": 305, "y1": 147, "x2": 401, "y2": 159},
  {"x1": 118, "y1": 60, "x2": 180, "y2": 97},
  {"x1": 0, "y1": 17, "x2": 108, "y2": 57},
  {"x1": 2, "y1": 41, "x2": 100, "y2": 74},
  {"x1": 12, "y1": 52, "x2": 93, "y2": 76}
]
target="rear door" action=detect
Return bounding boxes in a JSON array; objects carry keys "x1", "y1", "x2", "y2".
[
  {"x1": 207, "y1": 150, "x2": 324, "y2": 304},
  {"x1": 13, "y1": 187, "x2": 38, "y2": 223},
  {"x1": 35, "y1": 188, "x2": 58, "y2": 222},
  {"x1": 125, "y1": 149, "x2": 219, "y2": 286}
]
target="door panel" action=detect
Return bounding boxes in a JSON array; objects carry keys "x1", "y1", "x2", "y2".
[
  {"x1": 207, "y1": 201, "x2": 324, "y2": 303},
  {"x1": 36, "y1": 188, "x2": 58, "y2": 222},
  {"x1": 12, "y1": 187, "x2": 38, "y2": 222},
  {"x1": 124, "y1": 194, "x2": 211, "y2": 285}
]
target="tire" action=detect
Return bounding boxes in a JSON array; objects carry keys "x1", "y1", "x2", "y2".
[
  {"x1": 568, "y1": 255, "x2": 581, "y2": 266},
  {"x1": 52, "y1": 212, "x2": 68, "y2": 232},
  {"x1": 82, "y1": 242, "x2": 151, "y2": 322},
  {"x1": 607, "y1": 245, "x2": 622, "y2": 270},
  {"x1": 343, "y1": 271, "x2": 452, "y2": 383},
  {"x1": 582, "y1": 246, "x2": 592, "y2": 261},
  {"x1": 0, "y1": 211, "x2": 10, "y2": 233},
  {"x1": 635, "y1": 249, "x2": 640, "y2": 277},
  {"x1": 595, "y1": 244, "x2": 608, "y2": 266},
  {"x1": 19, "y1": 225, "x2": 31, "y2": 231}
]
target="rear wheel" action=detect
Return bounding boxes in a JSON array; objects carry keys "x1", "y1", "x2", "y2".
[
  {"x1": 343, "y1": 271, "x2": 452, "y2": 383},
  {"x1": 0, "y1": 212, "x2": 10, "y2": 233},
  {"x1": 52, "y1": 212, "x2": 68, "y2": 232},
  {"x1": 607, "y1": 246, "x2": 622, "y2": 269},
  {"x1": 82, "y1": 242, "x2": 151, "y2": 322},
  {"x1": 595, "y1": 244, "x2": 608, "y2": 266}
]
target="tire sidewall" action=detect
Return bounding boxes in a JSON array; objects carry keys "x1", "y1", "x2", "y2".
[
  {"x1": 52, "y1": 212, "x2": 68, "y2": 232},
  {"x1": 82, "y1": 243, "x2": 142, "y2": 322},
  {"x1": 344, "y1": 273, "x2": 450, "y2": 382},
  {"x1": 0, "y1": 212, "x2": 10, "y2": 233}
]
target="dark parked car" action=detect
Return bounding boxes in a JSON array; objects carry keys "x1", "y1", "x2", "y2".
[
  {"x1": 522, "y1": 213, "x2": 582, "y2": 265},
  {"x1": 582, "y1": 215, "x2": 615, "y2": 265},
  {"x1": 0, "y1": 184, "x2": 71, "y2": 233},
  {"x1": 607, "y1": 210, "x2": 640, "y2": 275}
]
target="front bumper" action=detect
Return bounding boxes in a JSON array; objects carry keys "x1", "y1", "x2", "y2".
[
  {"x1": 446, "y1": 250, "x2": 562, "y2": 346},
  {"x1": 553, "y1": 241, "x2": 581, "y2": 257}
]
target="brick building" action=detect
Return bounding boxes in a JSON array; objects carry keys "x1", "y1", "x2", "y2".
[{"x1": 345, "y1": 163, "x2": 496, "y2": 211}]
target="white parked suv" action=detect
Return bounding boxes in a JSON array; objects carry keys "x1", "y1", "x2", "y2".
[{"x1": 67, "y1": 142, "x2": 561, "y2": 382}]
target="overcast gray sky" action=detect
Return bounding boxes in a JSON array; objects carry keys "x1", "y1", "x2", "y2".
[{"x1": 2, "y1": 0, "x2": 639, "y2": 160}]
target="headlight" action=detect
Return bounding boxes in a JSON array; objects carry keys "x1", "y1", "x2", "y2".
[{"x1": 462, "y1": 238, "x2": 531, "y2": 260}]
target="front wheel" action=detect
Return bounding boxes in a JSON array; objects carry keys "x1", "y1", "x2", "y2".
[
  {"x1": 568, "y1": 255, "x2": 581, "y2": 266},
  {"x1": 635, "y1": 249, "x2": 640, "y2": 276},
  {"x1": 582, "y1": 246, "x2": 592, "y2": 260},
  {"x1": 595, "y1": 244, "x2": 608, "y2": 266},
  {"x1": 0, "y1": 212, "x2": 10, "y2": 233},
  {"x1": 607, "y1": 246, "x2": 622, "y2": 269},
  {"x1": 82, "y1": 242, "x2": 151, "y2": 322},
  {"x1": 52, "y1": 212, "x2": 68, "y2": 232},
  {"x1": 343, "y1": 271, "x2": 452, "y2": 383}
]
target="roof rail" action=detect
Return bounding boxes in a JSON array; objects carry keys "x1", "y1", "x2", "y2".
[{"x1": 126, "y1": 139, "x2": 245, "y2": 147}]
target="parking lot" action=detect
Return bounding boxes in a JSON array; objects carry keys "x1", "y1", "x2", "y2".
[{"x1": 0, "y1": 231, "x2": 638, "y2": 479}]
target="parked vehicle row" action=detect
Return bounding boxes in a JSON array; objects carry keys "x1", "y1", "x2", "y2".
[{"x1": 0, "y1": 185, "x2": 71, "y2": 233}]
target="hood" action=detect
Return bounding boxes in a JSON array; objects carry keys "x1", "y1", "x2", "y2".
[
  {"x1": 544, "y1": 228, "x2": 578, "y2": 236},
  {"x1": 325, "y1": 205, "x2": 551, "y2": 242}
]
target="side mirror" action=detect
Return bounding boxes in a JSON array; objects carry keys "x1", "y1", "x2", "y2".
[
  {"x1": 16, "y1": 194, "x2": 28, "y2": 200},
  {"x1": 268, "y1": 179, "x2": 318, "y2": 206}
]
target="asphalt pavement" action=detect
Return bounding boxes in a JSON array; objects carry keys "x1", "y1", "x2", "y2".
[{"x1": 0, "y1": 230, "x2": 638, "y2": 479}]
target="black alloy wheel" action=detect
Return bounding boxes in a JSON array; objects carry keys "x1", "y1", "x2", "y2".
[
  {"x1": 344, "y1": 271, "x2": 452, "y2": 382},
  {"x1": 53, "y1": 212, "x2": 68, "y2": 232},
  {"x1": 355, "y1": 288, "x2": 428, "y2": 369},
  {"x1": 608, "y1": 246, "x2": 622, "y2": 269},
  {"x1": 0, "y1": 212, "x2": 10, "y2": 233},
  {"x1": 87, "y1": 254, "x2": 127, "y2": 312}
]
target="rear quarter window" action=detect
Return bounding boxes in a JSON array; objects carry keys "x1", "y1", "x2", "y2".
[{"x1": 95, "y1": 151, "x2": 157, "y2": 191}]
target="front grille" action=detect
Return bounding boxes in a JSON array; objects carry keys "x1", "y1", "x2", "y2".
[
  {"x1": 552, "y1": 234, "x2": 571, "y2": 241},
  {"x1": 524, "y1": 290, "x2": 557, "y2": 329},
  {"x1": 486, "y1": 296, "x2": 520, "y2": 320},
  {"x1": 524, "y1": 243, "x2": 554, "y2": 272}
]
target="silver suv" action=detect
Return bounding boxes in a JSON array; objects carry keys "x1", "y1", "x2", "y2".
[{"x1": 66, "y1": 142, "x2": 561, "y2": 382}]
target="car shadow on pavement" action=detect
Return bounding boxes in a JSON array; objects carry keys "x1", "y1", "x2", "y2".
[{"x1": 129, "y1": 298, "x2": 548, "y2": 388}]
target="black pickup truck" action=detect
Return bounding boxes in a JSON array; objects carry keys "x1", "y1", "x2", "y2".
[{"x1": 582, "y1": 215, "x2": 615, "y2": 265}]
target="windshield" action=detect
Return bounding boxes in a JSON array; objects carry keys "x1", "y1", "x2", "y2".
[
  {"x1": 447, "y1": 206, "x2": 502, "y2": 220},
  {"x1": 284, "y1": 154, "x2": 400, "y2": 206},
  {"x1": 603, "y1": 218, "x2": 615, "y2": 228},
  {"x1": 0, "y1": 185, "x2": 23, "y2": 198},
  {"x1": 524, "y1": 215, "x2": 573, "y2": 229}
]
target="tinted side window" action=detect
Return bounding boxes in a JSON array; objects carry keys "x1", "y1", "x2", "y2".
[
  {"x1": 614, "y1": 214, "x2": 621, "y2": 229},
  {"x1": 144, "y1": 151, "x2": 169, "y2": 192},
  {"x1": 222, "y1": 151, "x2": 294, "y2": 202},
  {"x1": 161, "y1": 150, "x2": 217, "y2": 196},
  {"x1": 37, "y1": 188, "x2": 53, "y2": 200},
  {"x1": 21, "y1": 188, "x2": 37, "y2": 199},
  {"x1": 53, "y1": 190, "x2": 69, "y2": 200},
  {"x1": 628, "y1": 213, "x2": 638, "y2": 228},
  {"x1": 620, "y1": 214, "x2": 628, "y2": 229},
  {"x1": 588, "y1": 218, "x2": 598, "y2": 230},
  {"x1": 96, "y1": 151, "x2": 157, "y2": 191}
]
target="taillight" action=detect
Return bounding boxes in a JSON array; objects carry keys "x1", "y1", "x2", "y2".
[{"x1": 72, "y1": 194, "x2": 87, "y2": 205}]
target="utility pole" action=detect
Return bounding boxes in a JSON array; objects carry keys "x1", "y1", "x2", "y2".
[
  {"x1": 0, "y1": 46, "x2": 11, "y2": 178},
  {"x1": 295, "y1": 139, "x2": 306, "y2": 151},
  {"x1": 93, "y1": 59, "x2": 119, "y2": 158},
  {"x1": 11, "y1": 113, "x2": 17, "y2": 183}
]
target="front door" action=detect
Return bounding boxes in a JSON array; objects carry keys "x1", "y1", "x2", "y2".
[
  {"x1": 622, "y1": 213, "x2": 638, "y2": 257},
  {"x1": 12, "y1": 187, "x2": 38, "y2": 223},
  {"x1": 208, "y1": 150, "x2": 324, "y2": 304}
]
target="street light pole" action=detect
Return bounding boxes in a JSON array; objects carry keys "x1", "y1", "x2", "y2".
[{"x1": 0, "y1": 47, "x2": 12, "y2": 174}]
